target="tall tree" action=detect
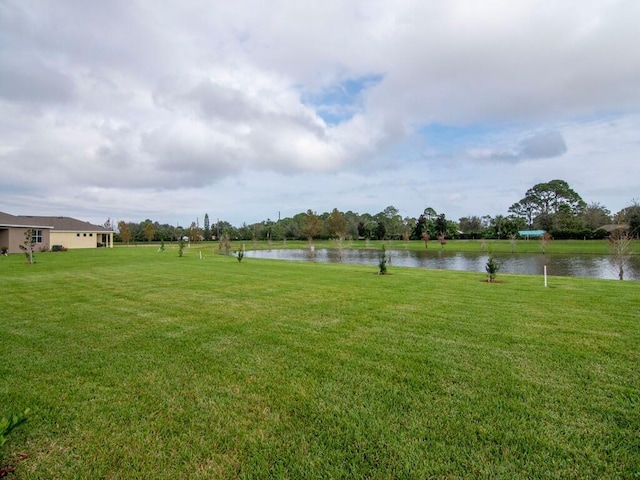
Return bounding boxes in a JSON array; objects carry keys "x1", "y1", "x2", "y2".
[
  {"x1": 615, "y1": 200, "x2": 640, "y2": 237},
  {"x1": 509, "y1": 179, "x2": 586, "y2": 228},
  {"x1": 435, "y1": 213, "x2": 448, "y2": 236},
  {"x1": 117, "y1": 221, "x2": 132, "y2": 244},
  {"x1": 143, "y1": 222, "x2": 155, "y2": 242},
  {"x1": 580, "y1": 202, "x2": 611, "y2": 230},
  {"x1": 630, "y1": 210, "x2": 640, "y2": 238},
  {"x1": 378, "y1": 205, "x2": 403, "y2": 238},
  {"x1": 188, "y1": 222, "x2": 203, "y2": 242},
  {"x1": 343, "y1": 211, "x2": 361, "y2": 239},
  {"x1": 204, "y1": 213, "x2": 211, "y2": 240},
  {"x1": 326, "y1": 208, "x2": 347, "y2": 241},
  {"x1": 458, "y1": 216, "x2": 483, "y2": 236},
  {"x1": 508, "y1": 199, "x2": 536, "y2": 228},
  {"x1": 301, "y1": 210, "x2": 323, "y2": 244},
  {"x1": 423, "y1": 207, "x2": 437, "y2": 221},
  {"x1": 279, "y1": 218, "x2": 299, "y2": 240},
  {"x1": 411, "y1": 214, "x2": 427, "y2": 240}
]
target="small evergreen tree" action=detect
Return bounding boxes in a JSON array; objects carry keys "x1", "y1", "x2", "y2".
[
  {"x1": 485, "y1": 254, "x2": 499, "y2": 282},
  {"x1": 378, "y1": 244, "x2": 389, "y2": 275}
]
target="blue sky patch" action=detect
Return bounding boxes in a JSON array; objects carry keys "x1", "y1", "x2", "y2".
[
  {"x1": 419, "y1": 123, "x2": 499, "y2": 152},
  {"x1": 303, "y1": 74, "x2": 383, "y2": 125}
]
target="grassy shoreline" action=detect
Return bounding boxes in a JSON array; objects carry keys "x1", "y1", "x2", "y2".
[{"x1": 2, "y1": 248, "x2": 639, "y2": 478}]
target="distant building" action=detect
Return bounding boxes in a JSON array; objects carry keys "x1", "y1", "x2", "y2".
[
  {"x1": 598, "y1": 224, "x2": 629, "y2": 234},
  {"x1": 518, "y1": 230, "x2": 546, "y2": 239},
  {"x1": 0, "y1": 211, "x2": 113, "y2": 254}
]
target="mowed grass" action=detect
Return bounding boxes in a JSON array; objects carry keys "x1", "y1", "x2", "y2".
[{"x1": 1, "y1": 247, "x2": 639, "y2": 479}]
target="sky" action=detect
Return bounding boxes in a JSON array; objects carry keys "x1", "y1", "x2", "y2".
[{"x1": 1, "y1": 0, "x2": 639, "y2": 228}]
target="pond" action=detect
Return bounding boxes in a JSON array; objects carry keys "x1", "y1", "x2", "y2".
[{"x1": 245, "y1": 248, "x2": 640, "y2": 281}]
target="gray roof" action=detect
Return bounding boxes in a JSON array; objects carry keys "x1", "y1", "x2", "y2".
[
  {"x1": 0, "y1": 211, "x2": 54, "y2": 228},
  {"x1": 0, "y1": 211, "x2": 112, "y2": 232},
  {"x1": 599, "y1": 224, "x2": 629, "y2": 232}
]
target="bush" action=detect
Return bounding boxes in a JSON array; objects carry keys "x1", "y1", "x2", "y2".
[
  {"x1": 550, "y1": 228, "x2": 607, "y2": 240},
  {"x1": 378, "y1": 244, "x2": 388, "y2": 275},
  {"x1": 485, "y1": 254, "x2": 499, "y2": 282},
  {"x1": 592, "y1": 228, "x2": 609, "y2": 240}
]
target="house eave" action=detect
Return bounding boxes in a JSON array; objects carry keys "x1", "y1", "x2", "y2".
[{"x1": 0, "y1": 223, "x2": 54, "y2": 229}]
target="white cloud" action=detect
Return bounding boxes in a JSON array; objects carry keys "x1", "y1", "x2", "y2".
[
  {"x1": 467, "y1": 130, "x2": 568, "y2": 163},
  {"x1": 0, "y1": 0, "x2": 638, "y2": 225}
]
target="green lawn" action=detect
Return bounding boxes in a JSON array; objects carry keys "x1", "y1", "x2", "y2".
[{"x1": 2, "y1": 248, "x2": 639, "y2": 478}]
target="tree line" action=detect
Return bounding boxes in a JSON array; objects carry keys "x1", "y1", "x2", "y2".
[{"x1": 112, "y1": 179, "x2": 640, "y2": 243}]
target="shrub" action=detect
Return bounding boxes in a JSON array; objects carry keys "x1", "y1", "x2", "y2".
[
  {"x1": 378, "y1": 244, "x2": 388, "y2": 275},
  {"x1": 485, "y1": 254, "x2": 499, "y2": 282},
  {"x1": 592, "y1": 228, "x2": 609, "y2": 240}
]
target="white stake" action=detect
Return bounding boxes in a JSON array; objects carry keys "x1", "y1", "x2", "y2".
[{"x1": 544, "y1": 265, "x2": 548, "y2": 287}]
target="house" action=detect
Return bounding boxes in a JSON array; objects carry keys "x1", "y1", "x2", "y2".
[
  {"x1": 518, "y1": 230, "x2": 546, "y2": 239},
  {"x1": 598, "y1": 224, "x2": 629, "y2": 234},
  {"x1": 0, "y1": 211, "x2": 113, "y2": 254}
]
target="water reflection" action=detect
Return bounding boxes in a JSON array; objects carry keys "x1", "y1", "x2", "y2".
[{"x1": 245, "y1": 248, "x2": 640, "y2": 281}]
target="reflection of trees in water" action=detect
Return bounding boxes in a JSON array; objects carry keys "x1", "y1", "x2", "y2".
[{"x1": 248, "y1": 249, "x2": 639, "y2": 280}]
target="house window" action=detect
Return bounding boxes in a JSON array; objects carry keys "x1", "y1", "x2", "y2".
[
  {"x1": 77, "y1": 233, "x2": 80, "y2": 237},
  {"x1": 89, "y1": 233, "x2": 93, "y2": 237},
  {"x1": 32, "y1": 229, "x2": 43, "y2": 243},
  {"x1": 83, "y1": 233, "x2": 87, "y2": 237}
]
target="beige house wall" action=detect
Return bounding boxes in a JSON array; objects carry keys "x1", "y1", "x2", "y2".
[
  {"x1": 1, "y1": 227, "x2": 51, "y2": 254},
  {"x1": 51, "y1": 231, "x2": 113, "y2": 249}
]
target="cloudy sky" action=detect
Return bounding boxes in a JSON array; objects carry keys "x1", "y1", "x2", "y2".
[{"x1": 1, "y1": 0, "x2": 639, "y2": 227}]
